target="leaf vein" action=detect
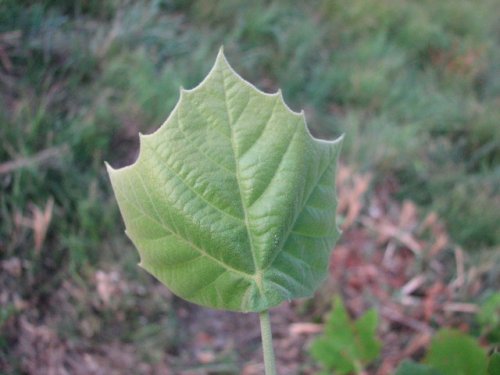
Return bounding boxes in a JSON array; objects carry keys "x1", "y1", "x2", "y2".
[
  {"x1": 220, "y1": 66, "x2": 264, "y2": 292},
  {"x1": 146, "y1": 141, "x2": 245, "y2": 223},
  {"x1": 239, "y1": 95, "x2": 278, "y2": 158},
  {"x1": 249, "y1": 117, "x2": 300, "y2": 207},
  {"x1": 122, "y1": 169, "x2": 253, "y2": 279},
  {"x1": 175, "y1": 110, "x2": 234, "y2": 174},
  {"x1": 263, "y1": 155, "x2": 336, "y2": 272},
  {"x1": 187, "y1": 269, "x2": 227, "y2": 298}
]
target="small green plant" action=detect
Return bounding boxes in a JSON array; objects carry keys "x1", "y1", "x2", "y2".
[
  {"x1": 106, "y1": 48, "x2": 343, "y2": 374},
  {"x1": 488, "y1": 353, "x2": 500, "y2": 375},
  {"x1": 424, "y1": 329, "x2": 489, "y2": 375},
  {"x1": 477, "y1": 293, "x2": 500, "y2": 344},
  {"x1": 309, "y1": 296, "x2": 381, "y2": 375},
  {"x1": 395, "y1": 329, "x2": 494, "y2": 375},
  {"x1": 310, "y1": 297, "x2": 498, "y2": 375},
  {"x1": 395, "y1": 361, "x2": 442, "y2": 375}
]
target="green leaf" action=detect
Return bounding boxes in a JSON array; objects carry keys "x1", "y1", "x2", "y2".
[
  {"x1": 394, "y1": 360, "x2": 443, "y2": 375},
  {"x1": 488, "y1": 353, "x2": 500, "y2": 375},
  {"x1": 425, "y1": 329, "x2": 488, "y2": 375},
  {"x1": 477, "y1": 293, "x2": 500, "y2": 344},
  {"x1": 309, "y1": 296, "x2": 381, "y2": 374},
  {"x1": 106, "y1": 48, "x2": 343, "y2": 312}
]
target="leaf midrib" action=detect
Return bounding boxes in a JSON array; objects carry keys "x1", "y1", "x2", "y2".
[
  {"x1": 220, "y1": 67, "x2": 265, "y2": 296},
  {"x1": 219, "y1": 63, "x2": 339, "y2": 295}
]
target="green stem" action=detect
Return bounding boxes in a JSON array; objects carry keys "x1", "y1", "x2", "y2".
[{"x1": 259, "y1": 309, "x2": 277, "y2": 375}]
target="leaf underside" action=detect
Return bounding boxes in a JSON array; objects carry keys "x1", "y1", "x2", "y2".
[{"x1": 107, "y1": 48, "x2": 343, "y2": 312}]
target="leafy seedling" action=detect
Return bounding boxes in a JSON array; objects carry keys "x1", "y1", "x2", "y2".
[
  {"x1": 106, "y1": 48, "x2": 343, "y2": 374},
  {"x1": 310, "y1": 296, "x2": 381, "y2": 375},
  {"x1": 425, "y1": 329, "x2": 488, "y2": 375},
  {"x1": 394, "y1": 360, "x2": 442, "y2": 375},
  {"x1": 477, "y1": 293, "x2": 500, "y2": 344},
  {"x1": 488, "y1": 353, "x2": 500, "y2": 375}
]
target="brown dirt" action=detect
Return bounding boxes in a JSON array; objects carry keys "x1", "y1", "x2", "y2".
[{"x1": 1, "y1": 164, "x2": 495, "y2": 374}]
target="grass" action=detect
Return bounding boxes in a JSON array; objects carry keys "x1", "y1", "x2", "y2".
[{"x1": 0, "y1": 0, "x2": 499, "y2": 371}]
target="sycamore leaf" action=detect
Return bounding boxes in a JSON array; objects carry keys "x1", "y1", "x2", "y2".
[
  {"x1": 106, "y1": 48, "x2": 343, "y2": 312},
  {"x1": 310, "y1": 296, "x2": 381, "y2": 374}
]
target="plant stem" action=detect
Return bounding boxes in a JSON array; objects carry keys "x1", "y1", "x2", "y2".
[{"x1": 259, "y1": 309, "x2": 277, "y2": 375}]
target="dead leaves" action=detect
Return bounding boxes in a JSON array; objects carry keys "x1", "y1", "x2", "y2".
[
  {"x1": 1, "y1": 256, "x2": 22, "y2": 277},
  {"x1": 330, "y1": 163, "x2": 489, "y2": 374},
  {"x1": 337, "y1": 165, "x2": 372, "y2": 230},
  {"x1": 95, "y1": 269, "x2": 127, "y2": 307},
  {"x1": 2, "y1": 163, "x2": 494, "y2": 375},
  {"x1": 14, "y1": 197, "x2": 54, "y2": 253},
  {"x1": 0, "y1": 145, "x2": 69, "y2": 175},
  {"x1": 0, "y1": 198, "x2": 55, "y2": 318},
  {"x1": 14, "y1": 316, "x2": 170, "y2": 375}
]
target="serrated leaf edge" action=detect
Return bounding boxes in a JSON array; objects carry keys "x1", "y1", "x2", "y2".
[{"x1": 106, "y1": 48, "x2": 344, "y2": 311}]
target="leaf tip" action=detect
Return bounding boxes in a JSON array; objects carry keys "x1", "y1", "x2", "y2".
[
  {"x1": 217, "y1": 45, "x2": 225, "y2": 57},
  {"x1": 215, "y1": 45, "x2": 230, "y2": 68}
]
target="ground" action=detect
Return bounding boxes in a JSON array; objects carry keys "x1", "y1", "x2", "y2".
[{"x1": 1, "y1": 0, "x2": 499, "y2": 374}]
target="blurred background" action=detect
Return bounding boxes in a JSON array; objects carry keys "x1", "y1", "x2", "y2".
[{"x1": 0, "y1": 0, "x2": 499, "y2": 374}]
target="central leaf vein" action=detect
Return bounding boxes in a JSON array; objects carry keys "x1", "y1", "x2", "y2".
[{"x1": 220, "y1": 66, "x2": 264, "y2": 294}]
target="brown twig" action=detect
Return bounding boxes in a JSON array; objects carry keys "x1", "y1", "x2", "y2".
[
  {"x1": 0, "y1": 145, "x2": 68, "y2": 175},
  {"x1": 450, "y1": 246, "x2": 465, "y2": 290},
  {"x1": 380, "y1": 306, "x2": 431, "y2": 333}
]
